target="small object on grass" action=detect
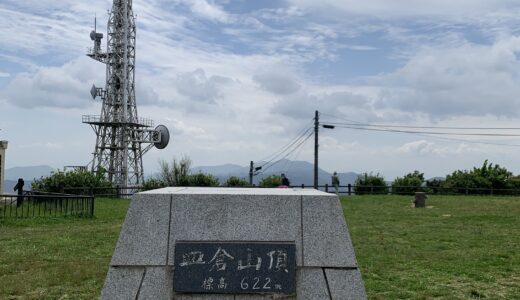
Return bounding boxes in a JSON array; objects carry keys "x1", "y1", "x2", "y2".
[{"x1": 413, "y1": 192, "x2": 426, "y2": 208}]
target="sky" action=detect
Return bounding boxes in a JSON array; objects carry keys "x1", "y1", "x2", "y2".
[{"x1": 2, "y1": 0, "x2": 520, "y2": 180}]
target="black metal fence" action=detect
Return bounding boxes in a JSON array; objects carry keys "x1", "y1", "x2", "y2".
[
  {"x1": 50, "y1": 184, "x2": 520, "y2": 197},
  {"x1": 0, "y1": 192, "x2": 95, "y2": 219},
  {"x1": 298, "y1": 184, "x2": 520, "y2": 196},
  {"x1": 62, "y1": 186, "x2": 142, "y2": 198}
]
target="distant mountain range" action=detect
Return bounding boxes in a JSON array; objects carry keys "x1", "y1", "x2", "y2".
[
  {"x1": 2, "y1": 165, "x2": 54, "y2": 193},
  {"x1": 192, "y1": 159, "x2": 359, "y2": 186},
  {"x1": 1, "y1": 161, "x2": 359, "y2": 193}
]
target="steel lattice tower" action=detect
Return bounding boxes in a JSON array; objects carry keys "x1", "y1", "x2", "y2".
[{"x1": 83, "y1": 0, "x2": 169, "y2": 188}]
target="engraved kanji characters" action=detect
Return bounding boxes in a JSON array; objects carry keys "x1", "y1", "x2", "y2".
[
  {"x1": 208, "y1": 247, "x2": 235, "y2": 271},
  {"x1": 238, "y1": 248, "x2": 262, "y2": 271},
  {"x1": 267, "y1": 249, "x2": 289, "y2": 273},
  {"x1": 179, "y1": 251, "x2": 206, "y2": 267}
]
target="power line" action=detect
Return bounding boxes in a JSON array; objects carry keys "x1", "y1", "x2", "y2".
[
  {"x1": 323, "y1": 121, "x2": 520, "y2": 130},
  {"x1": 258, "y1": 126, "x2": 314, "y2": 168},
  {"x1": 320, "y1": 112, "x2": 520, "y2": 147},
  {"x1": 259, "y1": 131, "x2": 314, "y2": 175},
  {"x1": 257, "y1": 119, "x2": 314, "y2": 164},
  {"x1": 331, "y1": 125, "x2": 520, "y2": 137}
]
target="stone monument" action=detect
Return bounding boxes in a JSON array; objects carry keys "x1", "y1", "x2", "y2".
[
  {"x1": 101, "y1": 187, "x2": 367, "y2": 299},
  {"x1": 0, "y1": 141, "x2": 7, "y2": 195}
]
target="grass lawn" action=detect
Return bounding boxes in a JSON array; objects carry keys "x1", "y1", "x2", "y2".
[
  {"x1": 342, "y1": 195, "x2": 520, "y2": 299},
  {"x1": 0, "y1": 198, "x2": 130, "y2": 299},
  {"x1": 0, "y1": 195, "x2": 518, "y2": 299}
]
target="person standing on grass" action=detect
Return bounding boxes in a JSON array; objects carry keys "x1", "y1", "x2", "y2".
[
  {"x1": 281, "y1": 173, "x2": 290, "y2": 187},
  {"x1": 13, "y1": 178, "x2": 24, "y2": 207},
  {"x1": 331, "y1": 172, "x2": 340, "y2": 194}
]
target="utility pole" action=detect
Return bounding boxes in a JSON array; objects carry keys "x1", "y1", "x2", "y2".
[
  {"x1": 314, "y1": 110, "x2": 319, "y2": 189},
  {"x1": 249, "y1": 161, "x2": 262, "y2": 186},
  {"x1": 249, "y1": 161, "x2": 254, "y2": 186}
]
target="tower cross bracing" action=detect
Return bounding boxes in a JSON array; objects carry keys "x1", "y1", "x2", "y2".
[{"x1": 83, "y1": 0, "x2": 169, "y2": 188}]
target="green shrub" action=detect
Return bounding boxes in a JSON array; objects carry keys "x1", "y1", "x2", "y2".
[
  {"x1": 141, "y1": 178, "x2": 167, "y2": 191},
  {"x1": 259, "y1": 175, "x2": 282, "y2": 188},
  {"x1": 392, "y1": 170, "x2": 425, "y2": 195},
  {"x1": 188, "y1": 173, "x2": 220, "y2": 187},
  {"x1": 31, "y1": 168, "x2": 112, "y2": 195},
  {"x1": 443, "y1": 160, "x2": 516, "y2": 194},
  {"x1": 426, "y1": 178, "x2": 445, "y2": 194},
  {"x1": 158, "y1": 156, "x2": 192, "y2": 186},
  {"x1": 224, "y1": 176, "x2": 250, "y2": 187},
  {"x1": 354, "y1": 173, "x2": 388, "y2": 195}
]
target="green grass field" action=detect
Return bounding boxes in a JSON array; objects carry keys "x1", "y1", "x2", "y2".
[{"x1": 0, "y1": 195, "x2": 519, "y2": 299}]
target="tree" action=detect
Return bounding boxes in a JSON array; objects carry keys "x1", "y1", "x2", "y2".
[
  {"x1": 224, "y1": 176, "x2": 250, "y2": 187},
  {"x1": 141, "y1": 178, "x2": 166, "y2": 191},
  {"x1": 188, "y1": 173, "x2": 219, "y2": 187},
  {"x1": 392, "y1": 170, "x2": 425, "y2": 195},
  {"x1": 158, "y1": 156, "x2": 192, "y2": 186},
  {"x1": 354, "y1": 173, "x2": 388, "y2": 195},
  {"x1": 443, "y1": 160, "x2": 516, "y2": 194},
  {"x1": 31, "y1": 168, "x2": 112, "y2": 195},
  {"x1": 426, "y1": 178, "x2": 445, "y2": 194},
  {"x1": 259, "y1": 175, "x2": 282, "y2": 188}
]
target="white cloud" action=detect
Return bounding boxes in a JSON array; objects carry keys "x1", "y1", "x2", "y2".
[
  {"x1": 182, "y1": 0, "x2": 230, "y2": 23},
  {"x1": 377, "y1": 37, "x2": 520, "y2": 118},
  {"x1": 253, "y1": 69, "x2": 301, "y2": 95},
  {"x1": 397, "y1": 140, "x2": 481, "y2": 156},
  {"x1": 287, "y1": 0, "x2": 518, "y2": 19},
  {"x1": 2, "y1": 56, "x2": 104, "y2": 109}
]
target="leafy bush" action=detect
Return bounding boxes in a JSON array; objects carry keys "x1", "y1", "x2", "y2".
[
  {"x1": 444, "y1": 160, "x2": 516, "y2": 194},
  {"x1": 392, "y1": 170, "x2": 425, "y2": 195},
  {"x1": 224, "y1": 176, "x2": 250, "y2": 187},
  {"x1": 31, "y1": 168, "x2": 112, "y2": 195},
  {"x1": 259, "y1": 175, "x2": 282, "y2": 188},
  {"x1": 426, "y1": 178, "x2": 445, "y2": 194},
  {"x1": 354, "y1": 173, "x2": 388, "y2": 195},
  {"x1": 188, "y1": 173, "x2": 220, "y2": 187},
  {"x1": 141, "y1": 178, "x2": 167, "y2": 191},
  {"x1": 158, "y1": 156, "x2": 192, "y2": 186}
]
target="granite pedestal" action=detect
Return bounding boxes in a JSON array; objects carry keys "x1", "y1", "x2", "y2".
[{"x1": 100, "y1": 187, "x2": 367, "y2": 299}]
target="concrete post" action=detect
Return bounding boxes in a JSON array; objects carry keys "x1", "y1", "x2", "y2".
[
  {"x1": 0, "y1": 141, "x2": 7, "y2": 195},
  {"x1": 414, "y1": 192, "x2": 426, "y2": 208}
]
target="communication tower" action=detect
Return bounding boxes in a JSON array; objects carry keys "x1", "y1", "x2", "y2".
[{"x1": 83, "y1": 0, "x2": 169, "y2": 188}]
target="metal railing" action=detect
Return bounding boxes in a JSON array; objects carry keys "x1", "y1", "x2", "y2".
[
  {"x1": 0, "y1": 192, "x2": 95, "y2": 219},
  {"x1": 62, "y1": 186, "x2": 143, "y2": 198},
  {"x1": 293, "y1": 184, "x2": 520, "y2": 196},
  {"x1": 52, "y1": 184, "x2": 520, "y2": 197}
]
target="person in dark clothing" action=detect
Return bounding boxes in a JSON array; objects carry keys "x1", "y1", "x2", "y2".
[
  {"x1": 281, "y1": 173, "x2": 290, "y2": 187},
  {"x1": 13, "y1": 178, "x2": 24, "y2": 207},
  {"x1": 331, "y1": 172, "x2": 340, "y2": 194}
]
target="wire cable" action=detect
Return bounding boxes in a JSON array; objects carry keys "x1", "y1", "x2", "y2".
[
  {"x1": 331, "y1": 125, "x2": 520, "y2": 137},
  {"x1": 259, "y1": 131, "x2": 314, "y2": 174},
  {"x1": 320, "y1": 112, "x2": 520, "y2": 147},
  {"x1": 258, "y1": 126, "x2": 314, "y2": 168},
  {"x1": 256, "y1": 119, "x2": 314, "y2": 164}
]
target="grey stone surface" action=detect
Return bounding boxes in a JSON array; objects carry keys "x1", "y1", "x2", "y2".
[
  {"x1": 143, "y1": 187, "x2": 322, "y2": 196},
  {"x1": 298, "y1": 268, "x2": 330, "y2": 300},
  {"x1": 102, "y1": 188, "x2": 366, "y2": 299},
  {"x1": 100, "y1": 267, "x2": 144, "y2": 300},
  {"x1": 302, "y1": 195, "x2": 357, "y2": 268},
  {"x1": 138, "y1": 267, "x2": 172, "y2": 300},
  {"x1": 111, "y1": 193, "x2": 172, "y2": 266},
  {"x1": 172, "y1": 293, "x2": 234, "y2": 300},
  {"x1": 325, "y1": 268, "x2": 367, "y2": 300},
  {"x1": 235, "y1": 295, "x2": 294, "y2": 299},
  {"x1": 168, "y1": 193, "x2": 303, "y2": 266}
]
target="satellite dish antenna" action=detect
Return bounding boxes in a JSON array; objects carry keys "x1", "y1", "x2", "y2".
[
  {"x1": 154, "y1": 125, "x2": 170, "y2": 149},
  {"x1": 90, "y1": 84, "x2": 98, "y2": 99}
]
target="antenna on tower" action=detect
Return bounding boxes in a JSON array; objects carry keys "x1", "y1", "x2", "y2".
[{"x1": 83, "y1": 0, "x2": 171, "y2": 188}]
